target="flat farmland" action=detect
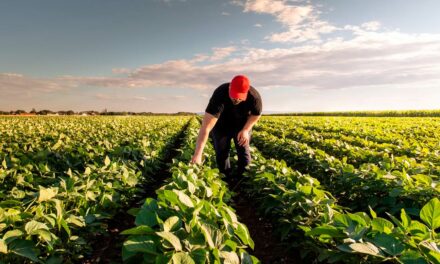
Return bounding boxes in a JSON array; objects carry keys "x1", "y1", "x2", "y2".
[{"x1": 0, "y1": 116, "x2": 439, "y2": 264}]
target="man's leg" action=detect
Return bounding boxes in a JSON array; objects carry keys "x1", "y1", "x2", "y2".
[
  {"x1": 211, "y1": 130, "x2": 232, "y2": 177},
  {"x1": 233, "y1": 133, "x2": 251, "y2": 177}
]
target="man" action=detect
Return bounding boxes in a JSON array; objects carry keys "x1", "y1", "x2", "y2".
[{"x1": 190, "y1": 75, "x2": 262, "y2": 178}]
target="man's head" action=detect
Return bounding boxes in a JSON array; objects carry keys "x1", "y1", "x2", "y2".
[{"x1": 229, "y1": 75, "x2": 250, "y2": 105}]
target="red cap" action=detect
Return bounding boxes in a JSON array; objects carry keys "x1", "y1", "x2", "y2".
[{"x1": 229, "y1": 75, "x2": 250, "y2": 100}]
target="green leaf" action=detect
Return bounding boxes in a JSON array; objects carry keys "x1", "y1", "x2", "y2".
[
  {"x1": 104, "y1": 156, "x2": 110, "y2": 166},
  {"x1": 60, "y1": 218, "x2": 71, "y2": 237},
  {"x1": 66, "y1": 215, "x2": 85, "y2": 227},
  {"x1": 25, "y1": 220, "x2": 49, "y2": 235},
  {"x1": 240, "y1": 251, "x2": 258, "y2": 264},
  {"x1": 8, "y1": 239, "x2": 39, "y2": 262},
  {"x1": 348, "y1": 242, "x2": 385, "y2": 258},
  {"x1": 3, "y1": 229, "x2": 24, "y2": 244},
  {"x1": 224, "y1": 207, "x2": 238, "y2": 226},
  {"x1": 172, "y1": 252, "x2": 195, "y2": 264},
  {"x1": 334, "y1": 214, "x2": 353, "y2": 228},
  {"x1": 37, "y1": 186, "x2": 58, "y2": 202},
  {"x1": 420, "y1": 242, "x2": 440, "y2": 264},
  {"x1": 398, "y1": 250, "x2": 428, "y2": 264},
  {"x1": 235, "y1": 223, "x2": 254, "y2": 249},
  {"x1": 190, "y1": 248, "x2": 208, "y2": 263},
  {"x1": 51, "y1": 139, "x2": 62, "y2": 151},
  {"x1": 224, "y1": 240, "x2": 238, "y2": 252},
  {"x1": 386, "y1": 213, "x2": 406, "y2": 233},
  {"x1": 0, "y1": 239, "x2": 7, "y2": 254},
  {"x1": 199, "y1": 223, "x2": 215, "y2": 248},
  {"x1": 156, "y1": 254, "x2": 172, "y2": 264},
  {"x1": 35, "y1": 229, "x2": 54, "y2": 243},
  {"x1": 123, "y1": 235, "x2": 157, "y2": 254},
  {"x1": 135, "y1": 207, "x2": 159, "y2": 227},
  {"x1": 420, "y1": 241, "x2": 440, "y2": 253},
  {"x1": 420, "y1": 198, "x2": 440, "y2": 230},
  {"x1": 348, "y1": 213, "x2": 370, "y2": 227},
  {"x1": 161, "y1": 190, "x2": 180, "y2": 206},
  {"x1": 337, "y1": 244, "x2": 354, "y2": 254},
  {"x1": 408, "y1": 220, "x2": 430, "y2": 239},
  {"x1": 426, "y1": 251, "x2": 440, "y2": 264},
  {"x1": 369, "y1": 206, "x2": 377, "y2": 219},
  {"x1": 157, "y1": 231, "x2": 182, "y2": 251},
  {"x1": 220, "y1": 251, "x2": 240, "y2": 264},
  {"x1": 174, "y1": 190, "x2": 194, "y2": 208},
  {"x1": 371, "y1": 218, "x2": 394, "y2": 234},
  {"x1": 163, "y1": 216, "x2": 181, "y2": 232},
  {"x1": 412, "y1": 174, "x2": 432, "y2": 186},
  {"x1": 121, "y1": 226, "x2": 155, "y2": 235},
  {"x1": 370, "y1": 234, "x2": 404, "y2": 256},
  {"x1": 306, "y1": 225, "x2": 345, "y2": 238},
  {"x1": 401, "y1": 209, "x2": 411, "y2": 228}
]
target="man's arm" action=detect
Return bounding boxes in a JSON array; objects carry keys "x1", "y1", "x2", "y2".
[
  {"x1": 191, "y1": 113, "x2": 218, "y2": 164},
  {"x1": 237, "y1": 114, "x2": 261, "y2": 146}
]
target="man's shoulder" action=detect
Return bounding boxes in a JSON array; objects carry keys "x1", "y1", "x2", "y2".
[
  {"x1": 248, "y1": 86, "x2": 261, "y2": 100},
  {"x1": 212, "y1": 83, "x2": 229, "y2": 97},
  {"x1": 215, "y1": 83, "x2": 229, "y2": 92}
]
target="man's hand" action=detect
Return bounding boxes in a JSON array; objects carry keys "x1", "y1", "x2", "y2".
[
  {"x1": 237, "y1": 129, "x2": 250, "y2": 146},
  {"x1": 190, "y1": 154, "x2": 202, "y2": 165},
  {"x1": 190, "y1": 113, "x2": 218, "y2": 165}
]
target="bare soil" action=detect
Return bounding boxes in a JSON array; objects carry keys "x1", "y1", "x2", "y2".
[{"x1": 227, "y1": 178, "x2": 301, "y2": 264}]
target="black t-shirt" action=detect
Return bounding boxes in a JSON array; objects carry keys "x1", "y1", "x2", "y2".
[{"x1": 205, "y1": 83, "x2": 262, "y2": 133}]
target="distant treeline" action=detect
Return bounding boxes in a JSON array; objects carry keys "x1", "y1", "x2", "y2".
[
  {"x1": 268, "y1": 110, "x2": 440, "y2": 117},
  {"x1": 0, "y1": 109, "x2": 196, "y2": 116}
]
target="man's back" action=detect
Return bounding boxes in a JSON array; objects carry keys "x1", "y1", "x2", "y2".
[{"x1": 205, "y1": 83, "x2": 262, "y2": 134}]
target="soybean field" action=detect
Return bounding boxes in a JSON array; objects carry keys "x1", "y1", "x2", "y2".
[{"x1": 0, "y1": 116, "x2": 439, "y2": 264}]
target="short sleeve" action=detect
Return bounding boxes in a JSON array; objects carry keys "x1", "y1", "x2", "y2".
[
  {"x1": 250, "y1": 89, "x2": 262, "y2": 115},
  {"x1": 205, "y1": 88, "x2": 224, "y2": 118}
]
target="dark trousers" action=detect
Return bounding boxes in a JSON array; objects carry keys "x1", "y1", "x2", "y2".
[{"x1": 210, "y1": 129, "x2": 251, "y2": 177}]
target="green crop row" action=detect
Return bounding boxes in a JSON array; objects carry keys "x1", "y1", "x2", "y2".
[
  {"x1": 269, "y1": 110, "x2": 440, "y2": 117},
  {"x1": 0, "y1": 116, "x2": 188, "y2": 263},
  {"x1": 243, "y1": 147, "x2": 440, "y2": 263},
  {"x1": 252, "y1": 130, "x2": 439, "y2": 217},
  {"x1": 122, "y1": 118, "x2": 258, "y2": 263},
  {"x1": 260, "y1": 117, "x2": 440, "y2": 148},
  {"x1": 257, "y1": 124, "x2": 440, "y2": 176}
]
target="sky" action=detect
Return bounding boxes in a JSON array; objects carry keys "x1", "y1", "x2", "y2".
[{"x1": 1, "y1": 0, "x2": 440, "y2": 113}]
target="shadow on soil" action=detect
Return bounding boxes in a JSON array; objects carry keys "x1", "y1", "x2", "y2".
[{"x1": 225, "y1": 175, "x2": 303, "y2": 264}]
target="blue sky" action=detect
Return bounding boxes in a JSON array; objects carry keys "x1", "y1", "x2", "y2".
[{"x1": 1, "y1": 0, "x2": 440, "y2": 112}]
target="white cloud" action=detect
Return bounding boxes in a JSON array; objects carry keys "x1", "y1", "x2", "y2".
[
  {"x1": 0, "y1": 73, "x2": 68, "y2": 96},
  {"x1": 254, "y1": 23, "x2": 262, "y2": 27},
  {"x1": 61, "y1": 30, "x2": 440, "y2": 93},
  {"x1": 232, "y1": 0, "x2": 337, "y2": 43},
  {"x1": 361, "y1": 21, "x2": 381, "y2": 31},
  {"x1": 94, "y1": 93, "x2": 152, "y2": 101},
  {"x1": 3, "y1": 30, "x2": 440, "y2": 96},
  {"x1": 112, "y1": 68, "x2": 131, "y2": 74},
  {"x1": 133, "y1": 96, "x2": 150, "y2": 101},
  {"x1": 221, "y1": 12, "x2": 231, "y2": 16},
  {"x1": 189, "y1": 46, "x2": 237, "y2": 63},
  {"x1": 209, "y1": 46, "x2": 237, "y2": 61}
]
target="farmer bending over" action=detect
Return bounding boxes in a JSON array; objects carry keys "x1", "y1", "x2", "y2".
[{"x1": 191, "y1": 75, "x2": 263, "y2": 179}]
